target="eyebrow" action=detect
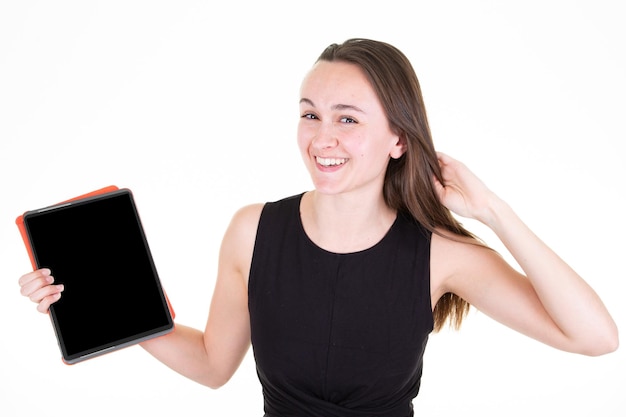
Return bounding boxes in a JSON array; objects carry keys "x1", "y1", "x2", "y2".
[{"x1": 299, "y1": 98, "x2": 365, "y2": 114}]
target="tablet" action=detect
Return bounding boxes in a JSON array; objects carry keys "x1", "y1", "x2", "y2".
[{"x1": 18, "y1": 188, "x2": 174, "y2": 364}]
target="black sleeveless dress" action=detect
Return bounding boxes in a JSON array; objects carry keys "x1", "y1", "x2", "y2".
[{"x1": 248, "y1": 194, "x2": 434, "y2": 417}]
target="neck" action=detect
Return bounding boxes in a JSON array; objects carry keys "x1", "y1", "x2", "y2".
[{"x1": 300, "y1": 190, "x2": 397, "y2": 253}]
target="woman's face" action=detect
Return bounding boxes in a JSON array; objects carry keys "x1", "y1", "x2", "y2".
[{"x1": 297, "y1": 60, "x2": 405, "y2": 197}]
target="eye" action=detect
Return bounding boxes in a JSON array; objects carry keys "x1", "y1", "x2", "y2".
[
  {"x1": 340, "y1": 116, "x2": 358, "y2": 124},
  {"x1": 301, "y1": 113, "x2": 318, "y2": 120}
]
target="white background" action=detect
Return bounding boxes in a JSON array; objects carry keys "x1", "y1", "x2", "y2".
[{"x1": 1, "y1": 1, "x2": 624, "y2": 415}]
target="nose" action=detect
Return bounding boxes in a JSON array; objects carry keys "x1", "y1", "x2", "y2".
[{"x1": 311, "y1": 121, "x2": 338, "y2": 150}]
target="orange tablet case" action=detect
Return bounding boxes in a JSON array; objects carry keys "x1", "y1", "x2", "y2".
[
  {"x1": 16, "y1": 185, "x2": 121, "y2": 269},
  {"x1": 16, "y1": 186, "x2": 176, "y2": 363}
]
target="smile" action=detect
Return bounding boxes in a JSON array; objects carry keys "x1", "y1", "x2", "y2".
[{"x1": 316, "y1": 157, "x2": 348, "y2": 167}]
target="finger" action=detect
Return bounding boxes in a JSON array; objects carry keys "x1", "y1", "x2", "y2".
[
  {"x1": 432, "y1": 173, "x2": 444, "y2": 192},
  {"x1": 37, "y1": 292, "x2": 62, "y2": 314},
  {"x1": 436, "y1": 151, "x2": 453, "y2": 164},
  {"x1": 18, "y1": 268, "x2": 51, "y2": 288},
  {"x1": 19, "y1": 272, "x2": 55, "y2": 298},
  {"x1": 28, "y1": 284, "x2": 64, "y2": 304}
]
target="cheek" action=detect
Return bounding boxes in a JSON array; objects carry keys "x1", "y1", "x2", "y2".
[
  {"x1": 296, "y1": 124, "x2": 314, "y2": 163},
  {"x1": 296, "y1": 125, "x2": 308, "y2": 154},
  {"x1": 361, "y1": 137, "x2": 395, "y2": 166},
  {"x1": 297, "y1": 120, "x2": 320, "y2": 150}
]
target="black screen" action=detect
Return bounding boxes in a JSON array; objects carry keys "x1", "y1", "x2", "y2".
[{"x1": 24, "y1": 190, "x2": 173, "y2": 363}]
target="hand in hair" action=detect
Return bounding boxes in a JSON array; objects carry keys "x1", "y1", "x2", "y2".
[{"x1": 433, "y1": 152, "x2": 499, "y2": 226}]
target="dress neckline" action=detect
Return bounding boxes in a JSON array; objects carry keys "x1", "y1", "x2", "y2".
[{"x1": 295, "y1": 192, "x2": 400, "y2": 256}]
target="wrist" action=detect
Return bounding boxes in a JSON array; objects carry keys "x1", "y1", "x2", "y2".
[{"x1": 480, "y1": 194, "x2": 513, "y2": 230}]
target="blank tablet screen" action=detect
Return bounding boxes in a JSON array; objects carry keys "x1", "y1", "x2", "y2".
[{"x1": 23, "y1": 189, "x2": 174, "y2": 364}]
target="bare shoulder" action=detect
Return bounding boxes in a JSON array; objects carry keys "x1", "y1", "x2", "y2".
[
  {"x1": 430, "y1": 227, "x2": 505, "y2": 302},
  {"x1": 219, "y1": 203, "x2": 265, "y2": 284},
  {"x1": 222, "y1": 203, "x2": 265, "y2": 255},
  {"x1": 229, "y1": 203, "x2": 265, "y2": 232}
]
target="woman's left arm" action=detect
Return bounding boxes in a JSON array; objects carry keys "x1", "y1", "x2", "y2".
[{"x1": 433, "y1": 152, "x2": 618, "y2": 356}]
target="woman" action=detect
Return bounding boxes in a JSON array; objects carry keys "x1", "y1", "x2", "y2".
[{"x1": 19, "y1": 38, "x2": 618, "y2": 416}]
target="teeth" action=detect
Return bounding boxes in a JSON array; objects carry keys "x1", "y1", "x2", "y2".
[{"x1": 316, "y1": 156, "x2": 347, "y2": 167}]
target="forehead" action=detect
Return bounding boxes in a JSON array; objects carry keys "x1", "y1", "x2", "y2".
[{"x1": 299, "y1": 60, "x2": 380, "y2": 105}]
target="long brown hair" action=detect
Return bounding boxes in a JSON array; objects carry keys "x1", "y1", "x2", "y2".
[{"x1": 317, "y1": 38, "x2": 475, "y2": 331}]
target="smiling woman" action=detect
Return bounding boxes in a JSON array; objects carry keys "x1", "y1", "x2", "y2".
[
  {"x1": 297, "y1": 60, "x2": 405, "y2": 200},
  {"x1": 16, "y1": 37, "x2": 618, "y2": 417}
]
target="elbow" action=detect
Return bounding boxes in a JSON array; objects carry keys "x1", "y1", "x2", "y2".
[
  {"x1": 204, "y1": 376, "x2": 229, "y2": 390},
  {"x1": 206, "y1": 378, "x2": 231, "y2": 390},
  {"x1": 206, "y1": 381, "x2": 226, "y2": 390},
  {"x1": 592, "y1": 335, "x2": 619, "y2": 357},
  {"x1": 580, "y1": 327, "x2": 619, "y2": 357},
  {"x1": 584, "y1": 342, "x2": 618, "y2": 357},
  {"x1": 203, "y1": 369, "x2": 235, "y2": 390}
]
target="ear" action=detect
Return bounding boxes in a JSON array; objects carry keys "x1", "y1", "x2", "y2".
[{"x1": 390, "y1": 134, "x2": 407, "y2": 159}]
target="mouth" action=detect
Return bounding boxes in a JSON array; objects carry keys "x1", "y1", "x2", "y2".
[{"x1": 316, "y1": 156, "x2": 348, "y2": 167}]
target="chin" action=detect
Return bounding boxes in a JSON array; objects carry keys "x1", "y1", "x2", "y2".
[{"x1": 310, "y1": 183, "x2": 344, "y2": 196}]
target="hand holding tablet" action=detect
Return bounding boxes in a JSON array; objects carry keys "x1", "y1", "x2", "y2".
[{"x1": 16, "y1": 187, "x2": 174, "y2": 364}]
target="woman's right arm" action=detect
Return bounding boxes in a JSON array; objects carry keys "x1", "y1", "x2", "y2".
[{"x1": 18, "y1": 203, "x2": 264, "y2": 389}]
